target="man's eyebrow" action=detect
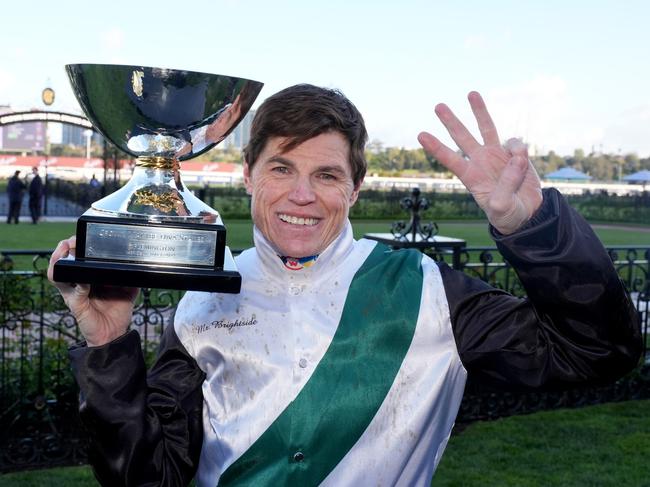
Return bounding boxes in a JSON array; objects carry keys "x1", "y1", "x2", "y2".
[
  {"x1": 266, "y1": 156, "x2": 295, "y2": 167},
  {"x1": 316, "y1": 165, "x2": 348, "y2": 175}
]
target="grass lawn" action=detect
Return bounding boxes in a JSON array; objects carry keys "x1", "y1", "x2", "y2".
[
  {"x1": 1, "y1": 400, "x2": 648, "y2": 486},
  {"x1": 1, "y1": 219, "x2": 648, "y2": 279},
  {"x1": 433, "y1": 399, "x2": 650, "y2": 486},
  {"x1": 1, "y1": 220, "x2": 649, "y2": 252},
  {"x1": 1, "y1": 222, "x2": 78, "y2": 250},
  {"x1": 0, "y1": 466, "x2": 97, "y2": 487}
]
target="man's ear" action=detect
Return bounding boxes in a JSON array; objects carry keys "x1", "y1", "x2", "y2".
[
  {"x1": 243, "y1": 162, "x2": 253, "y2": 195},
  {"x1": 349, "y1": 177, "x2": 363, "y2": 206}
]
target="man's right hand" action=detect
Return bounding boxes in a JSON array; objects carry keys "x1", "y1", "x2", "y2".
[{"x1": 47, "y1": 236, "x2": 139, "y2": 347}]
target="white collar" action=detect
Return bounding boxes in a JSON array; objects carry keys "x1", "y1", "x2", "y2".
[{"x1": 252, "y1": 221, "x2": 355, "y2": 283}]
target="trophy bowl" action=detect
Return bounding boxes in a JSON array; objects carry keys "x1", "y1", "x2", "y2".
[{"x1": 53, "y1": 64, "x2": 263, "y2": 292}]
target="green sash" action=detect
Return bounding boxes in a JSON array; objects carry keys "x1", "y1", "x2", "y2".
[{"x1": 218, "y1": 244, "x2": 423, "y2": 486}]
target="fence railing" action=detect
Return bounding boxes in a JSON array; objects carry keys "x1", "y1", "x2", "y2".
[
  {"x1": 0, "y1": 246, "x2": 648, "y2": 472},
  {"x1": 448, "y1": 246, "x2": 650, "y2": 424}
]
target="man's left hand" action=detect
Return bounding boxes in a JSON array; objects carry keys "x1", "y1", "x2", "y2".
[{"x1": 418, "y1": 91, "x2": 543, "y2": 235}]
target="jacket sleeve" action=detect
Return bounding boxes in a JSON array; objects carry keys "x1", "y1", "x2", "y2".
[
  {"x1": 439, "y1": 188, "x2": 642, "y2": 390},
  {"x1": 68, "y1": 323, "x2": 206, "y2": 487}
]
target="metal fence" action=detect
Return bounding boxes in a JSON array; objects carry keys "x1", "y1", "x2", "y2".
[
  {"x1": 446, "y1": 246, "x2": 650, "y2": 424},
  {"x1": 0, "y1": 246, "x2": 648, "y2": 472}
]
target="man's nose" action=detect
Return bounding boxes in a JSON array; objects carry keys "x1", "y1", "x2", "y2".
[{"x1": 288, "y1": 176, "x2": 316, "y2": 205}]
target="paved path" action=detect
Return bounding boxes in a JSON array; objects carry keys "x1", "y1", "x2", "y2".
[
  {"x1": 0, "y1": 193, "x2": 85, "y2": 222},
  {"x1": 2, "y1": 215, "x2": 78, "y2": 223},
  {"x1": 591, "y1": 224, "x2": 650, "y2": 233}
]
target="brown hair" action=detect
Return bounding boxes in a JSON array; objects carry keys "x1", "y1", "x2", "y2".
[{"x1": 244, "y1": 84, "x2": 368, "y2": 187}]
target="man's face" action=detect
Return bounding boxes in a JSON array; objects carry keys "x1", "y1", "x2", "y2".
[{"x1": 244, "y1": 132, "x2": 360, "y2": 258}]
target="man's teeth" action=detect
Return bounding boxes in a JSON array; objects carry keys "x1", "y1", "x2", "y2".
[{"x1": 279, "y1": 214, "x2": 318, "y2": 226}]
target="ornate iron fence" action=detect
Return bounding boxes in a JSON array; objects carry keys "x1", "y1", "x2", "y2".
[
  {"x1": 0, "y1": 250, "x2": 183, "y2": 472},
  {"x1": 428, "y1": 245, "x2": 650, "y2": 300},
  {"x1": 426, "y1": 245, "x2": 650, "y2": 423},
  {"x1": 0, "y1": 246, "x2": 648, "y2": 472}
]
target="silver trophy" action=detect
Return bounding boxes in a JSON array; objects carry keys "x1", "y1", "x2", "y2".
[{"x1": 53, "y1": 64, "x2": 263, "y2": 292}]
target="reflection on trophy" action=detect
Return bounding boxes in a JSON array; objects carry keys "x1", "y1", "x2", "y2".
[{"x1": 53, "y1": 64, "x2": 263, "y2": 292}]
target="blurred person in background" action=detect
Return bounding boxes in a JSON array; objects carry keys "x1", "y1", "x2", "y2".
[
  {"x1": 28, "y1": 166, "x2": 43, "y2": 224},
  {"x1": 6, "y1": 170, "x2": 25, "y2": 224}
]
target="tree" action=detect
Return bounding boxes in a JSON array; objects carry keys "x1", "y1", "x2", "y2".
[
  {"x1": 366, "y1": 139, "x2": 384, "y2": 154},
  {"x1": 624, "y1": 153, "x2": 640, "y2": 173}
]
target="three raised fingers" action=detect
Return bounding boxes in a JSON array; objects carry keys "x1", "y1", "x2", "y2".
[{"x1": 468, "y1": 91, "x2": 500, "y2": 146}]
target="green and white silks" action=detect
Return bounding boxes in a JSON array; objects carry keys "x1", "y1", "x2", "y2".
[{"x1": 175, "y1": 223, "x2": 467, "y2": 487}]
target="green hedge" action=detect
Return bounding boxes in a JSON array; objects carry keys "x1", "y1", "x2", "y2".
[
  {"x1": 349, "y1": 189, "x2": 484, "y2": 220},
  {"x1": 46, "y1": 182, "x2": 650, "y2": 224},
  {"x1": 199, "y1": 186, "x2": 650, "y2": 223},
  {"x1": 566, "y1": 192, "x2": 650, "y2": 223},
  {"x1": 195, "y1": 187, "x2": 485, "y2": 221}
]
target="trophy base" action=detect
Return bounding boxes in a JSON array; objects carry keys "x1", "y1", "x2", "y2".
[
  {"x1": 52, "y1": 210, "x2": 241, "y2": 293},
  {"x1": 53, "y1": 247, "x2": 241, "y2": 293}
]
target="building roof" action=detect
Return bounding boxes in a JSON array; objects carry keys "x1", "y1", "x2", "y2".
[
  {"x1": 544, "y1": 167, "x2": 592, "y2": 180},
  {"x1": 623, "y1": 170, "x2": 650, "y2": 183},
  {"x1": 0, "y1": 155, "x2": 239, "y2": 173}
]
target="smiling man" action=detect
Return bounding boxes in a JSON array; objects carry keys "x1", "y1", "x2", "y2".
[{"x1": 49, "y1": 84, "x2": 641, "y2": 487}]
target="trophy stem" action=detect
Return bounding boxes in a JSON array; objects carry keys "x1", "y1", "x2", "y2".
[
  {"x1": 137, "y1": 156, "x2": 179, "y2": 171},
  {"x1": 88, "y1": 159, "x2": 218, "y2": 221},
  {"x1": 137, "y1": 156, "x2": 182, "y2": 188}
]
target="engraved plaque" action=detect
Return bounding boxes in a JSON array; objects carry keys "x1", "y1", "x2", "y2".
[{"x1": 85, "y1": 223, "x2": 217, "y2": 266}]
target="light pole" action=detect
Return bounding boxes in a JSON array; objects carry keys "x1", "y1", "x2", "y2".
[
  {"x1": 41, "y1": 86, "x2": 55, "y2": 216},
  {"x1": 84, "y1": 129, "x2": 93, "y2": 160}
]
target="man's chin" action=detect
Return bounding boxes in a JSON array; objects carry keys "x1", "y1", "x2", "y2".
[
  {"x1": 275, "y1": 242, "x2": 322, "y2": 258},
  {"x1": 269, "y1": 232, "x2": 323, "y2": 258},
  {"x1": 279, "y1": 249, "x2": 318, "y2": 258}
]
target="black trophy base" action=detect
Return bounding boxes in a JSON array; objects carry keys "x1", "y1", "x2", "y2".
[
  {"x1": 53, "y1": 209, "x2": 241, "y2": 292},
  {"x1": 53, "y1": 256, "x2": 241, "y2": 293}
]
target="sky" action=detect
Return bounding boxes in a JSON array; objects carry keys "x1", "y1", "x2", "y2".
[{"x1": 1, "y1": 0, "x2": 649, "y2": 157}]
